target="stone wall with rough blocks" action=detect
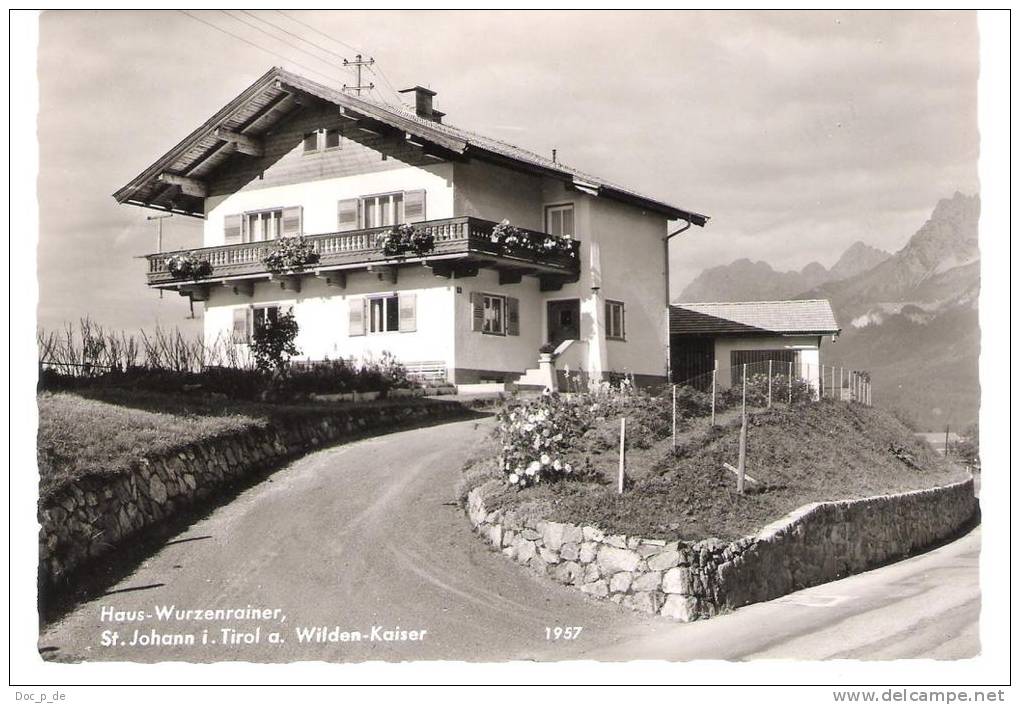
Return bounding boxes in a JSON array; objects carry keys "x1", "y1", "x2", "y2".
[
  {"x1": 466, "y1": 476, "x2": 976, "y2": 621},
  {"x1": 40, "y1": 400, "x2": 470, "y2": 586}
]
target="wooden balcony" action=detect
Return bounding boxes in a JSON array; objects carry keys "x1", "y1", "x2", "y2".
[{"x1": 145, "y1": 216, "x2": 581, "y2": 298}]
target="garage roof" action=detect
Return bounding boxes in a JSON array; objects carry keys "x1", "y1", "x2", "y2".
[{"x1": 669, "y1": 300, "x2": 841, "y2": 336}]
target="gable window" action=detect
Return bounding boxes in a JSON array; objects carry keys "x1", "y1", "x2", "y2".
[
  {"x1": 545, "y1": 203, "x2": 575, "y2": 237},
  {"x1": 324, "y1": 128, "x2": 342, "y2": 150},
  {"x1": 606, "y1": 300, "x2": 626, "y2": 341},
  {"x1": 303, "y1": 131, "x2": 319, "y2": 153}
]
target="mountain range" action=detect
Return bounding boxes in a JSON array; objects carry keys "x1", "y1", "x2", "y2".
[{"x1": 677, "y1": 192, "x2": 980, "y2": 430}]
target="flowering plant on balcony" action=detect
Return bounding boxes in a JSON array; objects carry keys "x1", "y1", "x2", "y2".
[
  {"x1": 261, "y1": 236, "x2": 320, "y2": 272},
  {"x1": 490, "y1": 219, "x2": 576, "y2": 259},
  {"x1": 376, "y1": 224, "x2": 435, "y2": 257},
  {"x1": 165, "y1": 252, "x2": 212, "y2": 280}
]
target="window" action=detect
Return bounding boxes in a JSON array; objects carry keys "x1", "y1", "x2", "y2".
[
  {"x1": 545, "y1": 203, "x2": 575, "y2": 237},
  {"x1": 482, "y1": 294, "x2": 506, "y2": 335},
  {"x1": 233, "y1": 304, "x2": 287, "y2": 343},
  {"x1": 361, "y1": 192, "x2": 405, "y2": 229},
  {"x1": 730, "y1": 349, "x2": 798, "y2": 386},
  {"x1": 369, "y1": 295, "x2": 400, "y2": 333},
  {"x1": 244, "y1": 209, "x2": 283, "y2": 242},
  {"x1": 606, "y1": 300, "x2": 626, "y2": 341},
  {"x1": 324, "y1": 128, "x2": 342, "y2": 149},
  {"x1": 303, "y1": 131, "x2": 319, "y2": 153}
]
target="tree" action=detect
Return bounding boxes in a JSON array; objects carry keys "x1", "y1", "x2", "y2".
[{"x1": 251, "y1": 311, "x2": 300, "y2": 374}]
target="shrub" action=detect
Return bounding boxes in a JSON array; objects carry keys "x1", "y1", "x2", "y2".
[
  {"x1": 251, "y1": 311, "x2": 300, "y2": 374},
  {"x1": 496, "y1": 393, "x2": 585, "y2": 488}
]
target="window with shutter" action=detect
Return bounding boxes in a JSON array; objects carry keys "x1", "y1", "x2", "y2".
[
  {"x1": 506, "y1": 297, "x2": 520, "y2": 336},
  {"x1": 404, "y1": 190, "x2": 426, "y2": 223},
  {"x1": 281, "y1": 206, "x2": 302, "y2": 237},
  {"x1": 470, "y1": 292, "x2": 485, "y2": 332},
  {"x1": 224, "y1": 214, "x2": 243, "y2": 245},
  {"x1": 398, "y1": 293, "x2": 417, "y2": 332},
  {"x1": 349, "y1": 298, "x2": 366, "y2": 336},
  {"x1": 337, "y1": 199, "x2": 359, "y2": 232}
]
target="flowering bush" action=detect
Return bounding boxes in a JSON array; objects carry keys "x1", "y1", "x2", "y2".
[
  {"x1": 376, "y1": 224, "x2": 434, "y2": 257},
  {"x1": 489, "y1": 219, "x2": 576, "y2": 259},
  {"x1": 261, "y1": 236, "x2": 320, "y2": 272},
  {"x1": 497, "y1": 393, "x2": 584, "y2": 488},
  {"x1": 165, "y1": 253, "x2": 212, "y2": 280}
]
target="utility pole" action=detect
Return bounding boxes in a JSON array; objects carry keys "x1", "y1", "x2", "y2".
[{"x1": 342, "y1": 54, "x2": 375, "y2": 96}]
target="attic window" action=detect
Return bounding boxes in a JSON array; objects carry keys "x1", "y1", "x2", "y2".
[
  {"x1": 325, "y1": 128, "x2": 341, "y2": 150},
  {"x1": 303, "y1": 132, "x2": 319, "y2": 153}
]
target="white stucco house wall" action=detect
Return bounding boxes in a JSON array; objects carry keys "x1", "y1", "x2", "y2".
[
  {"x1": 668, "y1": 300, "x2": 841, "y2": 390},
  {"x1": 114, "y1": 67, "x2": 709, "y2": 388}
]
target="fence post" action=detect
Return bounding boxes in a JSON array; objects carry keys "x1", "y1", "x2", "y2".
[
  {"x1": 830, "y1": 365, "x2": 835, "y2": 400},
  {"x1": 711, "y1": 366, "x2": 717, "y2": 426},
  {"x1": 671, "y1": 384, "x2": 677, "y2": 451},
  {"x1": 742, "y1": 363, "x2": 747, "y2": 417},
  {"x1": 737, "y1": 416, "x2": 747, "y2": 494},
  {"x1": 767, "y1": 359, "x2": 773, "y2": 408},
  {"x1": 618, "y1": 417, "x2": 627, "y2": 495},
  {"x1": 788, "y1": 360, "x2": 793, "y2": 404},
  {"x1": 839, "y1": 367, "x2": 844, "y2": 400}
]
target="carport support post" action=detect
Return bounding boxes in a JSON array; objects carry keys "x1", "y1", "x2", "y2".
[
  {"x1": 830, "y1": 366, "x2": 835, "y2": 400},
  {"x1": 711, "y1": 365, "x2": 717, "y2": 426},
  {"x1": 618, "y1": 417, "x2": 626, "y2": 495},
  {"x1": 767, "y1": 359, "x2": 773, "y2": 408},
  {"x1": 840, "y1": 367, "x2": 844, "y2": 399}
]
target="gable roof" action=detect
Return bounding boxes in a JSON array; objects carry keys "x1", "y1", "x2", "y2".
[
  {"x1": 669, "y1": 300, "x2": 841, "y2": 336},
  {"x1": 113, "y1": 67, "x2": 709, "y2": 225}
]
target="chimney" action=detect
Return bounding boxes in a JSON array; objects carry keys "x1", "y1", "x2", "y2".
[{"x1": 399, "y1": 86, "x2": 443, "y2": 123}]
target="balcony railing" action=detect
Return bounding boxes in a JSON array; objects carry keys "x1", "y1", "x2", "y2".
[{"x1": 145, "y1": 216, "x2": 580, "y2": 286}]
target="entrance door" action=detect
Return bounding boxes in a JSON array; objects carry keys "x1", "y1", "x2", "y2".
[{"x1": 547, "y1": 299, "x2": 581, "y2": 346}]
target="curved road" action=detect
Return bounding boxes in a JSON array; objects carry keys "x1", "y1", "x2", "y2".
[{"x1": 40, "y1": 417, "x2": 980, "y2": 663}]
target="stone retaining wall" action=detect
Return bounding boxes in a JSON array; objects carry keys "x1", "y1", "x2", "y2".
[
  {"x1": 466, "y1": 476, "x2": 976, "y2": 621},
  {"x1": 40, "y1": 399, "x2": 470, "y2": 586}
]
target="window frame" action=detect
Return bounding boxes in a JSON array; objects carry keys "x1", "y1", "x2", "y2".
[
  {"x1": 242, "y1": 207, "x2": 284, "y2": 243},
  {"x1": 605, "y1": 299, "x2": 626, "y2": 341},
  {"x1": 544, "y1": 202, "x2": 575, "y2": 237},
  {"x1": 359, "y1": 191, "x2": 406, "y2": 229},
  {"x1": 481, "y1": 293, "x2": 507, "y2": 336},
  {"x1": 367, "y1": 293, "x2": 401, "y2": 334},
  {"x1": 324, "y1": 127, "x2": 342, "y2": 151},
  {"x1": 302, "y1": 131, "x2": 320, "y2": 154}
]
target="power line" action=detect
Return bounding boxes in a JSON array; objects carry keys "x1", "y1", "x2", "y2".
[
  {"x1": 220, "y1": 10, "x2": 351, "y2": 81},
  {"x1": 177, "y1": 10, "x2": 340, "y2": 85},
  {"x1": 240, "y1": 9, "x2": 348, "y2": 63},
  {"x1": 274, "y1": 10, "x2": 366, "y2": 55}
]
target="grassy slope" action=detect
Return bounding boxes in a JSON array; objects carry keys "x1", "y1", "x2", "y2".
[
  {"x1": 465, "y1": 400, "x2": 968, "y2": 542},
  {"x1": 37, "y1": 387, "x2": 459, "y2": 500},
  {"x1": 37, "y1": 391, "x2": 266, "y2": 499}
]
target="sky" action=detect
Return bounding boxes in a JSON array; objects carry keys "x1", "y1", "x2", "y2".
[{"x1": 34, "y1": 10, "x2": 980, "y2": 333}]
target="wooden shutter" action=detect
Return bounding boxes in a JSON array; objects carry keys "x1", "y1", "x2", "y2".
[
  {"x1": 224, "y1": 214, "x2": 243, "y2": 244},
  {"x1": 337, "y1": 199, "x2": 360, "y2": 231},
  {"x1": 404, "y1": 189, "x2": 426, "y2": 223},
  {"x1": 281, "y1": 206, "x2": 303, "y2": 236},
  {"x1": 398, "y1": 293, "x2": 417, "y2": 332},
  {"x1": 470, "y1": 292, "x2": 485, "y2": 332},
  {"x1": 506, "y1": 296, "x2": 520, "y2": 336},
  {"x1": 349, "y1": 298, "x2": 365, "y2": 336},
  {"x1": 232, "y1": 307, "x2": 250, "y2": 343}
]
